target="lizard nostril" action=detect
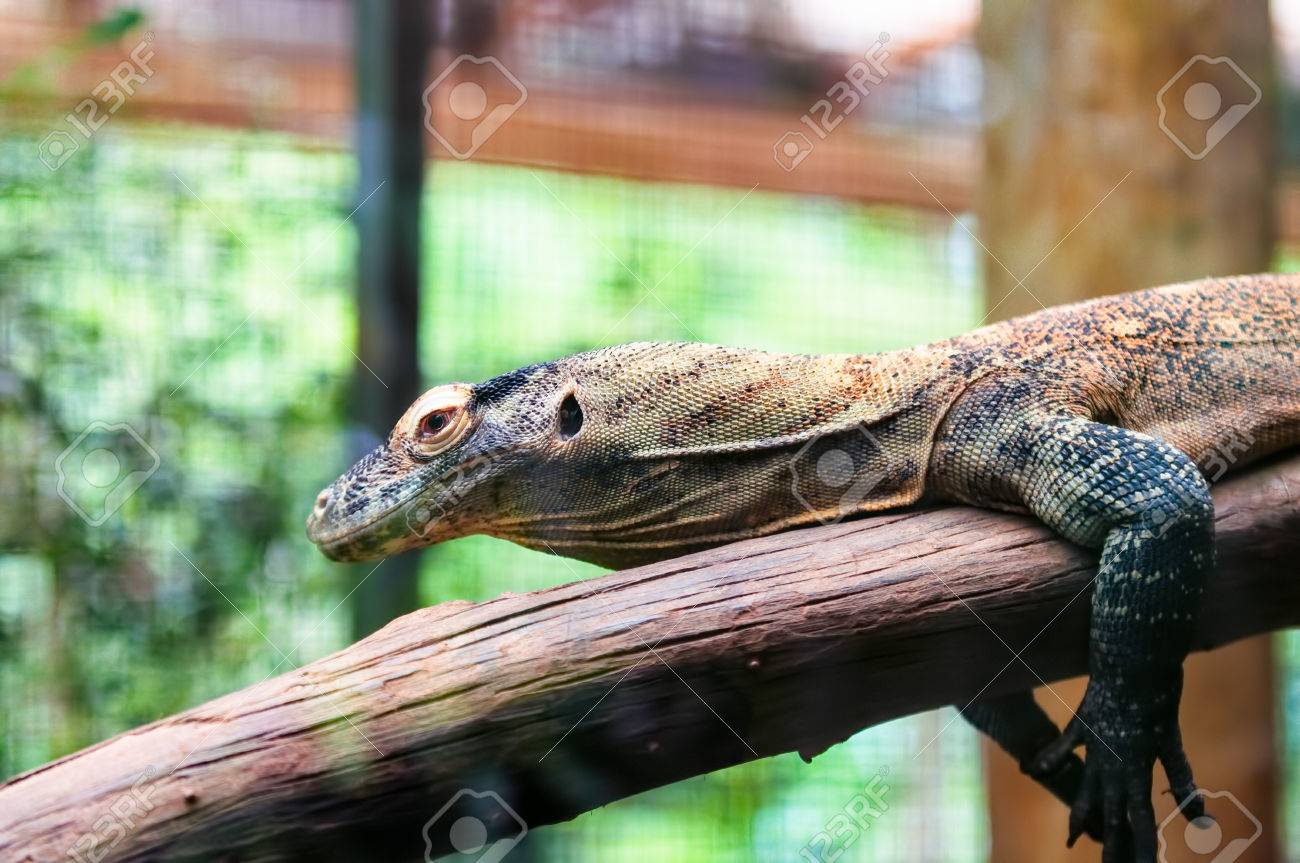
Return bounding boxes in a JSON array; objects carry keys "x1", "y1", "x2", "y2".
[{"x1": 314, "y1": 489, "x2": 333, "y2": 515}]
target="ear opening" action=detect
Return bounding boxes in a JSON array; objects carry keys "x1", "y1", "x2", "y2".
[{"x1": 558, "y1": 392, "x2": 584, "y2": 440}]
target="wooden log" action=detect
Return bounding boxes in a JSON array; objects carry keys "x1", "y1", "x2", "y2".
[{"x1": 4, "y1": 453, "x2": 1299, "y2": 863}]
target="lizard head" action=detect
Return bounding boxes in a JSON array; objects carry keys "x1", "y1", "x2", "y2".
[{"x1": 307, "y1": 342, "x2": 929, "y2": 569}]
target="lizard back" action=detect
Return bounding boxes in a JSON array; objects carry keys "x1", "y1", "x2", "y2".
[{"x1": 942, "y1": 274, "x2": 1300, "y2": 481}]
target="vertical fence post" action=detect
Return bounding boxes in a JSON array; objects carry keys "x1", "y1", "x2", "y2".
[{"x1": 350, "y1": 0, "x2": 432, "y2": 637}]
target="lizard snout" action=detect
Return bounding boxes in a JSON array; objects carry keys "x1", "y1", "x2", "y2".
[
  {"x1": 305, "y1": 485, "x2": 343, "y2": 548},
  {"x1": 305, "y1": 478, "x2": 400, "y2": 562}
]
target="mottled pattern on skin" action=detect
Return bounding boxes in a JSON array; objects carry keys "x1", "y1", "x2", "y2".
[{"x1": 308, "y1": 273, "x2": 1300, "y2": 862}]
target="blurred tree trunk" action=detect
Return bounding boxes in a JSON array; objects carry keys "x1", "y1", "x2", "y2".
[
  {"x1": 979, "y1": 0, "x2": 1274, "y2": 317},
  {"x1": 349, "y1": 0, "x2": 431, "y2": 638},
  {"x1": 977, "y1": 1, "x2": 1278, "y2": 861}
]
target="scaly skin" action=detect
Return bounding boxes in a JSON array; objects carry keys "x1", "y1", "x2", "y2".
[{"x1": 307, "y1": 274, "x2": 1300, "y2": 862}]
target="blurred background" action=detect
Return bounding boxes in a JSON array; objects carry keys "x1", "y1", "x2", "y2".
[{"x1": 0, "y1": 1, "x2": 1297, "y2": 860}]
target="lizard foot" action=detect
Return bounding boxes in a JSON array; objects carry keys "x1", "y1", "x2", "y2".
[{"x1": 1033, "y1": 679, "x2": 1204, "y2": 862}]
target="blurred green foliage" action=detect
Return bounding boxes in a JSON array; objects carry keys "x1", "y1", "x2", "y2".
[{"x1": 0, "y1": 128, "x2": 356, "y2": 768}]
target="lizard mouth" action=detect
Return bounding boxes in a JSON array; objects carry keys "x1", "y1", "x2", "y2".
[
  {"x1": 307, "y1": 497, "x2": 431, "y2": 562},
  {"x1": 305, "y1": 471, "x2": 429, "y2": 561},
  {"x1": 308, "y1": 521, "x2": 379, "y2": 561},
  {"x1": 306, "y1": 453, "x2": 491, "y2": 561},
  {"x1": 306, "y1": 495, "x2": 409, "y2": 561}
]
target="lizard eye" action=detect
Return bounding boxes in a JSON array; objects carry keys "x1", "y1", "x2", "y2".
[
  {"x1": 411, "y1": 406, "x2": 468, "y2": 457},
  {"x1": 399, "y1": 384, "x2": 475, "y2": 459}
]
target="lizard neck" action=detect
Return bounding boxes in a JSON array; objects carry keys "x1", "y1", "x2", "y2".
[
  {"x1": 494, "y1": 342, "x2": 977, "y2": 567},
  {"x1": 738, "y1": 343, "x2": 973, "y2": 516}
]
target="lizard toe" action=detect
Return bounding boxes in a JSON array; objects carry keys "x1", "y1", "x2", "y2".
[
  {"x1": 1032, "y1": 712, "x2": 1086, "y2": 777},
  {"x1": 1157, "y1": 727, "x2": 1204, "y2": 821}
]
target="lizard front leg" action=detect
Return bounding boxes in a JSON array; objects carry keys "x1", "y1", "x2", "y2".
[{"x1": 1014, "y1": 414, "x2": 1211, "y2": 861}]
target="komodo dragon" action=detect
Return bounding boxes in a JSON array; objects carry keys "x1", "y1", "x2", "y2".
[{"x1": 307, "y1": 273, "x2": 1300, "y2": 862}]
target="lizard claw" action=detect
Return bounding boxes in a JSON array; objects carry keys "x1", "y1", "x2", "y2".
[
  {"x1": 1157, "y1": 724, "x2": 1204, "y2": 821},
  {"x1": 1035, "y1": 675, "x2": 1197, "y2": 862},
  {"x1": 1019, "y1": 742, "x2": 1105, "y2": 844}
]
